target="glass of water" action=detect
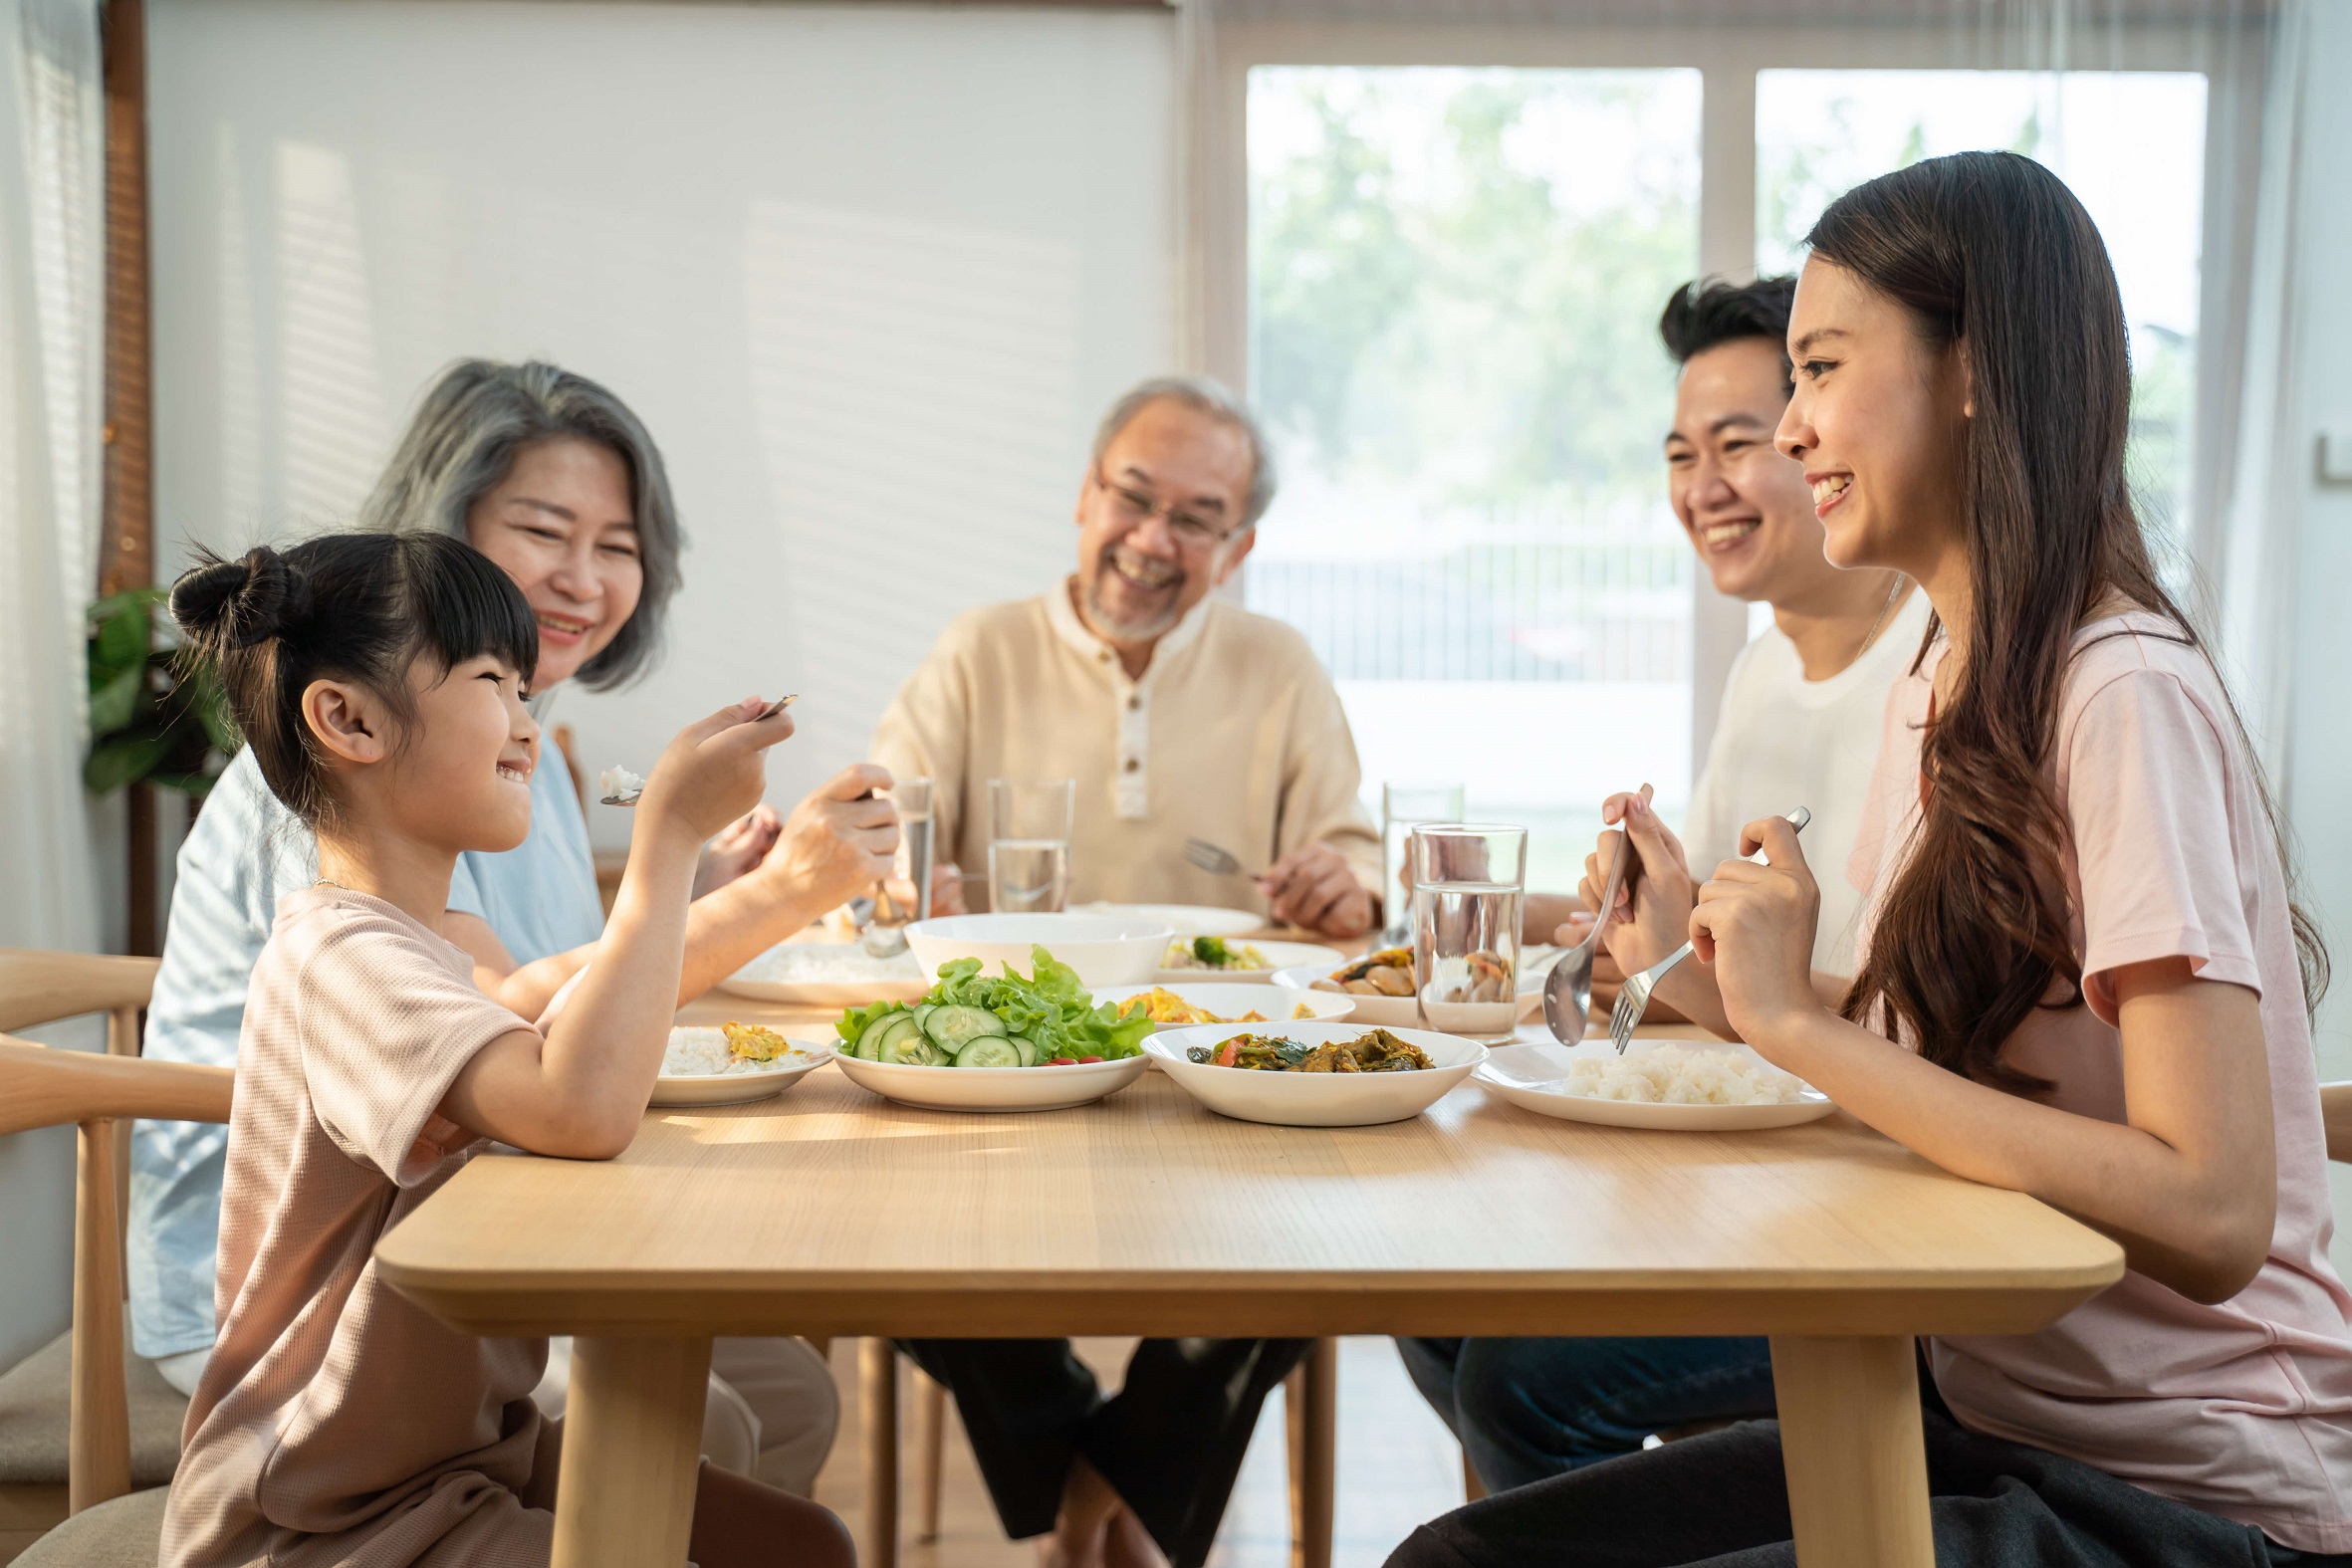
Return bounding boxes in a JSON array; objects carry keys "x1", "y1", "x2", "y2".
[
  {"x1": 988, "y1": 778, "x2": 1074, "y2": 913},
  {"x1": 1409, "y1": 823, "x2": 1528, "y2": 1042},
  {"x1": 891, "y1": 778, "x2": 936, "y2": 922},
  {"x1": 1381, "y1": 782, "x2": 1466, "y2": 945}
]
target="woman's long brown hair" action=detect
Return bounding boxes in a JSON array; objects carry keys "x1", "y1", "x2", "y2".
[{"x1": 1812, "y1": 151, "x2": 2327, "y2": 1092}]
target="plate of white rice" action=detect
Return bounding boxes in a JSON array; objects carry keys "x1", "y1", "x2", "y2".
[
  {"x1": 653, "y1": 1024, "x2": 834, "y2": 1107},
  {"x1": 1474, "y1": 1040, "x2": 1832, "y2": 1130},
  {"x1": 716, "y1": 942, "x2": 930, "y2": 1007}
]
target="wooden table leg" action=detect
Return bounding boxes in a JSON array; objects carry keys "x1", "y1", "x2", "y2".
[
  {"x1": 552, "y1": 1335, "x2": 711, "y2": 1568},
  {"x1": 911, "y1": 1367, "x2": 946, "y2": 1543},
  {"x1": 1294, "y1": 1339, "x2": 1336, "y2": 1568},
  {"x1": 1768, "y1": 1335, "x2": 1933, "y2": 1568},
  {"x1": 860, "y1": 1338, "x2": 899, "y2": 1568}
]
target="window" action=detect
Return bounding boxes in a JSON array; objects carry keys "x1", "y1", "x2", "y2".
[{"x1": 1246, "y1": 66, "x2": 1701, "y2": 886}]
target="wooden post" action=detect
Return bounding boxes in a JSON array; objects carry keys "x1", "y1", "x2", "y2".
[
  {"x1": 101, "y1": 0, "x2": 156, "y2": 955},
  {"x1": 1769, "y1": 1335, "x2": 1935, "y2": 1568},
  {"x1": 859, "y1": 1339, "x2": 899, "y2": 1568},
  {"x1": 551, "y1": 1336, "x2": 710, "y2": 1568},
  {"x1": 69, "y1": 1119, "x2": 130, "y2": 1513}
]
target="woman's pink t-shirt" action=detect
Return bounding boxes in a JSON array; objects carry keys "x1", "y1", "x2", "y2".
[{"x1": 1848, "y1": 612, "x2": 2352, "y2": 1551}]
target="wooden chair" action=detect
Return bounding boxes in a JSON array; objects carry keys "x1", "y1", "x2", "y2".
[
  {"x1": 0, "y1": 952, "x2": 233, "y2": 1565},
  {"x1": 857, "y1": 1337, "x2": 1340, "y2": 1568}
]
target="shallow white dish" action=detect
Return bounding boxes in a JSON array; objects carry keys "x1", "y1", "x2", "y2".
[
  {"x1": 1270, "y1": 962, "x2": 1549, "y2": 1027},
  {"x1": 905, "y1": 914, "x2": 1172, "y2": 989},
  {"x1": 1073, "y1": 902, "x2": 1265, "y2": 939},
  {"x1": 1145, "y1": 1021, "x2": 1486, "y2": 1127},
  {"x1": 1474, "y1": 1040, "x2": 1834, "y2": 1131},
  {"x1": 651, "y1": 1029, "x2": 836, "y2": 1107},
  {"x1": 1156, "y1": 939, "x2": 1343, "y2": 985},
  {"x1": 831, "y1": 1050, "x2": 1149, "y2": 1113},
  {"x1": 716, "y1": 942, "x2": 930, "y2": 1007},
  {"x1": 1092, "y1": 983, "x2": 1357, "y2": 1029}
]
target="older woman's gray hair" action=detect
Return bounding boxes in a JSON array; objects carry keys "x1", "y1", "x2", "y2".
[
  {"x1": 357, "y1": 359, "x2": 684, "y2": 690},
  {"x1": 1092, "y1": 374, "x2": 1279, "y2": 530}
]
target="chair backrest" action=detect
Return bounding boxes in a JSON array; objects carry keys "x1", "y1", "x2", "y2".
[
  {"x1": 2321, "y1": 1083, "x2": 2352, "y2": 1167},
  {"x1": 0, "y1": 950, "x2": 231, "y2": 1519}
]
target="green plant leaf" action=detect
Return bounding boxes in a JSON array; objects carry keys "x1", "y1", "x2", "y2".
[
  {"x1": 87, "y1": 662, "x2": 144, "y2": 737},
  {"x1": 90, "y1": 595, "x2": 150, "y2": 675},
  {"x1": 84, "y1": 733, "x2": 173, "y2": 794}
]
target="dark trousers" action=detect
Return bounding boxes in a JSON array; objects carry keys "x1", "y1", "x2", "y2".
[
  {"x1": 1398, "y1": 1336, "x2": 1776, "y2": 1492},
  {"x1": 1383, "y1": 1407, "x2": 2349, "y2": 1568},
  {"x1": 899, "y1": 1336, "x2": 1310, "y2": 1568}
]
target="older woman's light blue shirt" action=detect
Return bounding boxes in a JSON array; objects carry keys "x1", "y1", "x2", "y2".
[{"x1": 128, "y1": 745, "x2": 603, "y2": 1356}]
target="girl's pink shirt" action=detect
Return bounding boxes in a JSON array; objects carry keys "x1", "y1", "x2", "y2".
[{"x1": 1849, "y1": 611, "x2": 2352, "y2": 1552}]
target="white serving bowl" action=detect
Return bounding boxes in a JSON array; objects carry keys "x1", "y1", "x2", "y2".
[
  {"x1": 651, "y1": 1030, "x2": 836, "y2": 1108},
  {"x1": 1271, "y1": 962, "x2": 1551, "y2": 1028},
  {"x1": 1092, "y1": 983, "x2": 1357, "y2": 1029},
  {"x1": 1072, "y1": 902, "x2": 1266, "y2": 939},
  {"x1": 1145, "y1": 1021, "x2": 1486, "y2": 1127},
  {"x1": 1155, "y1": 938, "x2": 1343, "y2": 985},
  {"x1": 903, "y1": 914, "x2": 1173, "y2": 989},
  {"x1": 832, "y1": 1050, "x2": 1149, "y2": 1113},
  {"x1": 1474, "y1": 1040, "x2": 1834, "y2": 1131}
]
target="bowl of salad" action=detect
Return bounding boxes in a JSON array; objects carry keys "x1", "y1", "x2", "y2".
[
  {"x1": 906, "y1": 914, "x2": 1171, "y2": 989},
  {"x1": 1155, "y1": 935, "x2": 1342, "y2": 984},
  {"x1": 831, "y1": 946, "x2": 1155, "y2": 1112}
]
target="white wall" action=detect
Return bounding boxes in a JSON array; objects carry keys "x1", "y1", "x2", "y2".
[{"x1": 147, "y1": 0, "x2": 1177, "y2": 849}]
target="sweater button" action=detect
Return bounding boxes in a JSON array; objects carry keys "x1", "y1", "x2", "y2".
[{"x1": 1122, "y1": 758, "x2": 1140, "y2": 774}]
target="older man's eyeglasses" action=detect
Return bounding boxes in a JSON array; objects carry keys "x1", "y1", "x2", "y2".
[{"x1": 1092, "y1": 468, "x2": 1243, "y2": 550}]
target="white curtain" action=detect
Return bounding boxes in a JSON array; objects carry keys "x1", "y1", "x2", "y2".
[{"x1": 0, "y1": 0, "x2": 105, "y2": 957}]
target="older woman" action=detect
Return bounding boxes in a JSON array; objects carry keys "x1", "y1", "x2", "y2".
[{"x1": 130, "y1": 359, "x2": 893, "y2": 1493}]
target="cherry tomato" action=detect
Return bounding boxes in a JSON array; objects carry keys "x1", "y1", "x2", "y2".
[
  {"x1": 1078, "y1": 1054, "x2": 1102, "y2": 1063},
  {"x1": 1213, "y1": 1041, "x2": 1240, "y2": 1068},
  {"x1": 1047, "y1": 1056, "x2": 1077, "y2": 1066}
]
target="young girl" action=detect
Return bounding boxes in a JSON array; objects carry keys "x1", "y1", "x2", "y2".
[
  {"x1": 156, "y1": 533, "x2": 854, "y2": 1568},
  {"x1": 1390, "y1": 152, "x2": 2352, "y2": 1567}
]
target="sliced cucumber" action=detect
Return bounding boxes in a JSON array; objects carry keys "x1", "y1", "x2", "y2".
[
  {"x1": 953, "y1": 1035, "x2": 1023, "y2": 1069},
  {"x1": 923, "y1": 1005, "x2": 1008, "y2": 1051},
  {"x1": 870, "y1": 1013, "x2": 921, "y2": 1061},
  {"x1": 912, "y1": 1003, "x2": 938, "y2": 1033},
  {"x1": 876, "y1": 1026, "x2": 948, "y2": 1066},
  {"x1": 1010, "y1": 1034, "x2": 1041, "y2": 1067},
  {"x1": 855, "y1": 1008, "x2": 910, "y2": 1061}
]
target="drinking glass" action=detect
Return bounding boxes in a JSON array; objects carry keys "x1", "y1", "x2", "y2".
[
  {"x1": 891, "y1": 778, "x2": 936, "y2": 922},
  {"x1": 988, "y1": 778, "x2": 1074, "y2": 914},
  {"x1": 1381, "y1": 783, "x2": 1466, "y2": 945},
  {"x1": 1409, "y1": 823, "x2": 1528, "y2": 1042}
]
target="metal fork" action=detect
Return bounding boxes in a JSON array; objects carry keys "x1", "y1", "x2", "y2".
[
  {"x1": 1182, "y1": 837, "x2": 1259, "y2": 879},
  {"x1": 1607, "y1": 806, "x2": 1810, "y2": 1053}
]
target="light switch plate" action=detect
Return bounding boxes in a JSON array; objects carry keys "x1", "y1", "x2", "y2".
[{"x1": 2319, "y1": 431, "x2": 2352, "y2": 484}]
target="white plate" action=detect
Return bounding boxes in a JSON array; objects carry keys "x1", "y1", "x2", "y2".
[
  {"x1": 652, "y1": 1030, "x2": 837, "y2": 1107},
  {"x1": 1156, "y1": 938, "x2": 1343, "y2": 985},
  {"x1": 1093, "y1": 983, "x2": 1357, "y2": 1029},
  {"x1": 715, "y1": 942, "x2": 931, "y2": 1008},
  {"x1": 832, "y1": 1050, "x2": 1149, "y2": 1113},
  {"x1": 1073, "y1": 902, "x2": 1266, "y2": 939},
  {"x1": 906, "y1": 913, "x2": 1172, "y2": 989},
  {"x1": 1146, "y1": 1021, "x2": 1486, "y2": 1127},
  {"x1": 1270, "y1": 962, "x2": 1549, "y2": 1027},
  {"x1": 1473, "y1": 1040, "x2": 1834, "y2": 1131}
]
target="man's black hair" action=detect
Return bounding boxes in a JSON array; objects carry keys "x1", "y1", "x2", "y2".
[{"x1": 1658, "y1": 276, "x2": 1800, "y2": 389}]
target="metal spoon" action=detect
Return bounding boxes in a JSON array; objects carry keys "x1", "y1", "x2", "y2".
[
  {"x1": 599, "y1": 694, "x2": 798, "y2": 805},
  {"x1": 860, "y1": 885, "x2": 910, "y2": 959},
  {"x1": 1541, "y1": 825, "x2": 1630, "y2": 1042}
]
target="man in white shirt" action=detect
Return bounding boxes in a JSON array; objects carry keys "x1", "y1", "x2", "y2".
[
  {"x1": 871, "y1": 375, "x2": 1380, "y2": 937},
  {"x1": 1411, "y1": 277, "x2": 1927, "y2": 1492}
]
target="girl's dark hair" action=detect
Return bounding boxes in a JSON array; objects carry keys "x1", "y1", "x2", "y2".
[
  {"x1": 1813, "y1": 150, "x2": 2326, "y2": 1092},
  {"x1": 170, "y1": 533, "x2": 539, "y2": 826},
  {"x1": 356, "y1": 359, "x2": 683, "y2": 691},
  {"x1": 1658, "y1": 276, "x2": 1800, "y2": 388}
]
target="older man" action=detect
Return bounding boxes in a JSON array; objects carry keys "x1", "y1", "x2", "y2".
[{"x1": 872, "y1": 375, "x2": 1379, "y2": 935}]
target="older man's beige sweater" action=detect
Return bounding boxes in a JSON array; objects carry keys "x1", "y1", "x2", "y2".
[{"x1": 870, "y1": 580, "x2": 1379, "y2": 915}]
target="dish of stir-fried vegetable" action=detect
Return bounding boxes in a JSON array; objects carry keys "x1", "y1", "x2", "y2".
[{"x1": 1186, "y1": 1028, "x2": 1436, "y2": 1072}]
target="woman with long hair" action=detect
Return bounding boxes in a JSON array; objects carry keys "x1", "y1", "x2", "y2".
[{"x1": 1387, "y1": 151, "x2": 2351, "y2": 1567}]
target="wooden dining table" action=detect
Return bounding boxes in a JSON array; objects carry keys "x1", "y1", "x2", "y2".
[{"x1": 376, "y1": 965, "x2": 2123, "y2": 1568}]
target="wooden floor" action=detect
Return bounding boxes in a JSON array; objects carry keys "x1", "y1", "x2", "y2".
[{"x1": 810, "y1": 1338, "x2": 1472, "y2": 1568}]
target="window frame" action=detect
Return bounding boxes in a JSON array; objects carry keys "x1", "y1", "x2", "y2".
[{"x1": 1200, "y1": 14, "x2": 2270, "y2": 767}]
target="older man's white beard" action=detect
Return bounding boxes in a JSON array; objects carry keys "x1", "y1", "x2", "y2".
[{"x1": 1084, "y1": 550, "x2": 1187, "y2": 642}]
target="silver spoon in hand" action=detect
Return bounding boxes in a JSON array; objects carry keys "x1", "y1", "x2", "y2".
[
  {"x1": 599, "y1": 694, "x2": 797, "y2": 805},
  {"x1": 1541, "y1": 825, "x2": 1631, "y2": 1042}
]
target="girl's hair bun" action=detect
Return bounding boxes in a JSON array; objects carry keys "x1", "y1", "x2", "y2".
[{"x1": 170, "y1": 546, "x2": 311, "y2": 651}]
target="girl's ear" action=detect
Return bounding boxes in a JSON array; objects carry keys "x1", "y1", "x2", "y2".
[
  {"x1": 303, "y1": 678, "x2": 390, "y2": 766},
  {"x1": 1956, "y1": 337, "x2": 1977, "y2": 420}
]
